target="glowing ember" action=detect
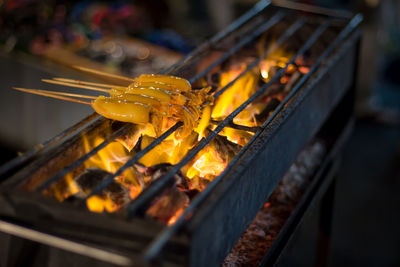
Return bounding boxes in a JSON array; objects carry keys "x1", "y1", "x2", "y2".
[
  {"x1": 261, "y1": 69, "x2": 269, "y2": 80},
  {"x1": 168, "y1": 208, "x2": 184, "y2": 225},
  {"x1": 45, "y1": 37, "x2": 310, "y2": 224},
  {"x1": 259, "y1": 45, "x2": 292, "y2": 83}
]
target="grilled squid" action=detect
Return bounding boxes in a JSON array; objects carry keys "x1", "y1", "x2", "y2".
[
  {"x1": 90, "y1": 74, "x2": 213, "y2": 139},
  {"x1": 14, "y1": 72, "x2": 213, "y2": 139}
]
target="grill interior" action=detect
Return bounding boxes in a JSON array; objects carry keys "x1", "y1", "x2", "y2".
[{"x1": 0, "y1": 1, "x2": 362, "y2": 266}]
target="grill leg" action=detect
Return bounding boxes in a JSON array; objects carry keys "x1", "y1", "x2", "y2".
[{"x1": 315, "y1": 178, "x2": 336, "y2": 267}]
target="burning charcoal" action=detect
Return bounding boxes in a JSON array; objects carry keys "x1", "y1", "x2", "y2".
[
  {"x1": 184, "y1": 189, "x2": 201, "y2": 201},
  {"x1": 75, "y1": 168, "x2": 130, "y2": 209},
  {"x1": 184, "y1": 133, "x2": 243, "y2": 181},
  {"x1": 146, "y1": 188, "x2": 189, "y2": 224},
  {"x1": 213, "y1": 134, "x2": 243, "y2": 163},
  {"x1": 255, "y1": 97, "x2": 281, "y2": 122},
  {"x1": 186, "y1": 175, "x2": 211, "y2": 192},
  {"x1": 136, "y1": 163, "x2": 189, "y2": 190},
  {"x1": 115, "y1": 124, "x2": 143, "y2": 152},
  {"x1": 283, "y1": 71, "x2": 301, "y2": 93}
]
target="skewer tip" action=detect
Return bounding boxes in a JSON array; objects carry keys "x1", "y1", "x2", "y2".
[{"x1": 13, "y1": 87, "x2": 92, "y2": 105}]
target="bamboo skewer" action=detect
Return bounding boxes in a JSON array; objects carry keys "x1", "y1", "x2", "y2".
[
  {"x1": 13, "y1": 87, "x2": 91, "y2": 105},
  {"x1": 24, "y1": 89, "x2": 97, "y2": 99},
  {"x1": 73, "y1": 66, "x2": 134, "y2": 82},
  {"x1": 53, "y1": 78, "x2": 120, "y2": 89},
  {"x1": 41, "y1": 79, "x2": 111, "y2": 93}
]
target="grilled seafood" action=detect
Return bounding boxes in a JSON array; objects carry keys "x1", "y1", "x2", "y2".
[{"x1": 14, "y1": 71, "x2": 213, "y2": 139}]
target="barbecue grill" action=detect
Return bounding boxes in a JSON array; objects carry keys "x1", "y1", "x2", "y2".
[{"x1": 0, "y1": 0, "x2": 362, "y2": 266}]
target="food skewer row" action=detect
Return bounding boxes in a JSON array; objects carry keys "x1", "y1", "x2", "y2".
[{"x1": 14, "y1": 69, "x2": 214, "y2": 139}]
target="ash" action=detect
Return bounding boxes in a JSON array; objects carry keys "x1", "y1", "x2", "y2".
[{"x1": 223, "y1": 140, "x2": 326, "y2": 266}]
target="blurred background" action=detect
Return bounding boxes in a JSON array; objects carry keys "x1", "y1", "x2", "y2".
[{"x1": 0, "y1": 0, "x2": 399, "y2": 266}]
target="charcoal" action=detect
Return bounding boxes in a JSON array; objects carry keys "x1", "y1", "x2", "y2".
[
  {"x1": 284, "y1": 71, "x2": 301, "y2": 92},
  {"x1": 185, "y1": 175, "x2": 211, "y2": 192},
  {"x1": 146, "y1": 187, "x2": 189, "y2": 224},
  {"x1": 75, "y1": 168, "x2": 130, "y2": 207},
  {"x1": 255, "y1": 98, "x2": 281, "y2": 122},
  {"x1": 223, "y1": 141, "x2": 326, "y2": 266},
  {"x1": 137, "y1": 163, "x2": 189, "y2": 190},
  {"x1": 213, "y1": 134, "x2": 243, "y2": 162},
  {"x1": 184, "y1": 189, "x2": 201, "y2": 200},
  {"x1": 115, "y1": 124, "x2": 143, "y2": 152},
  {"x1": 64, "y1": 193, "x2": 85, "y2": 205}
]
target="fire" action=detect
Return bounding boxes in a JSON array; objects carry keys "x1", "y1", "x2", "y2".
[
  {"x1": 167, "y1": 208, "x2": 184, "y2": 225},
  {"x1": 46, "y1": 39, "x2": 305, "y2": 224},
  {"x1": 211, "y1": 63, "x2": 259, "y2": 123},
  {"x1": 86, "y1": 195, "x2": 117, "y2": 213},
  {"x1": 82, "y1": 134, "x2": 142, "y2": 200},
  {"x1": 186, "y1": 148, "x2": 227, "y2": 179},
  {"x1": 259, "y1": 46, "x2": 293, "y2": 83}
]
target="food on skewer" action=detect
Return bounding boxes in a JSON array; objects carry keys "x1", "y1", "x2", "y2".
[{"x1": 14, "y1": 70, "x2": 214, "y2": 139}]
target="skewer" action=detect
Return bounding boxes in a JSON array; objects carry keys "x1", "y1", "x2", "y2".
[
  {"x1": 13, "y1": 87, "x2": 91, "y2": 105},
  {"x1": 73, "y1": 66, "x2": 135, "y2": 82},
  {"x1": 53, "y1": 78, "x2": 120, "y2": 89},
  {"x1": 25, "y1": 89, "x2": 97, "y2": 99},
  {"x1": 41, "y1": 79, "x2": 111, "y2": 93}
]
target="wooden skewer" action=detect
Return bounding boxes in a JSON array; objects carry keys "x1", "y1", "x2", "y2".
[
  {"x1": 53, "y1": 78, "x2": 120, "y2": 88},
  {"x1": 13, "y1": 87, "x2": 91, "y2": 105},
  {"x1": 41, "y1": 79, "x2": 111, "y2": 93},
  {"x1": 73, "y1": 65, "x2": 135, "y2": 82},
  {"x1": 23, "y1": 88, "x2": 97, "y2": 99}
]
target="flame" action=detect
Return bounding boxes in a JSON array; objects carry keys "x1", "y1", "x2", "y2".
[
  {"x1": 217, "y1": 127, "x2": 254, "y2": 146},
  {"x1": 86, "y1": 195, "x2": 117, "y2": 213},
  {"x1": 186, "y1": 148, "x2": 227, "y2": 180},
  {"x1": 212, "y1": 64, "x2": 259, "y2": 121},
  {"x1": 167, "y1": 208, "x2": 184, "y2": 225},
  {"x1": 45, "y1": 39, "x2": 303, "y2": 223},
  {"x1": 259, "y1": 45, "x2": 293, "y2": 83},
  {"x1": 81, "y1": 134, "x2": 142, "y2": 204},
  {"x1": 48, "y1": 127, "x2": 144, "y2": 212}
]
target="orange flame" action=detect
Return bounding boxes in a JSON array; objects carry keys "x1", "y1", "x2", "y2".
[
  {"x1": 47, "y1": 41, "x2": 299, "y2": 223},
  {"x1": 167, "y1": 208, "x2": 184, "y2": 225}
]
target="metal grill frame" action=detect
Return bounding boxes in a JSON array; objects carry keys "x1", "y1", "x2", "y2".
[{"x1": 0, "y1": 1, "x2": 362, "y2": 266}]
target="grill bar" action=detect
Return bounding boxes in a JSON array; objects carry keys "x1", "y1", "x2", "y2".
[
  {"x1": 213, "y1": 17, "x2": 307, "y2": 99},
  {"x1": 272, "y1": 0, "x2": 352, "y2": 19},
  {"x1": 3, "y1": 115, "x2": 111, "y2": 188},
  {"x1": 35, "y1": 123, "x2": 130, "y2": 192},
  {"x1": 81, "y1": 122, "x2": 182, "y2": 201},
  {"x1": 0, "y1": 113, "x2": 99, "y2": 177},
  {"x1": 210, "y1": 120, "x2": 260, "y2": 133},
  {"x1": 81, "y1": 16, "x2": 309, "y2": 206},
  {"x1": 0, "y1": 219, "x2": 132, "y2": 266},
  {"x1": 162, "y1": 0, "x2": 271, "y2": 75},
  {"x1": 143, "y1": 14, "x2": 362, "y2": 262},
  {"x1": 126, "y1": 22, "x2": 330, "y2": 219},
  {"x1": 188, "y1": 11, "x2": 285, "y2": 84}
]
